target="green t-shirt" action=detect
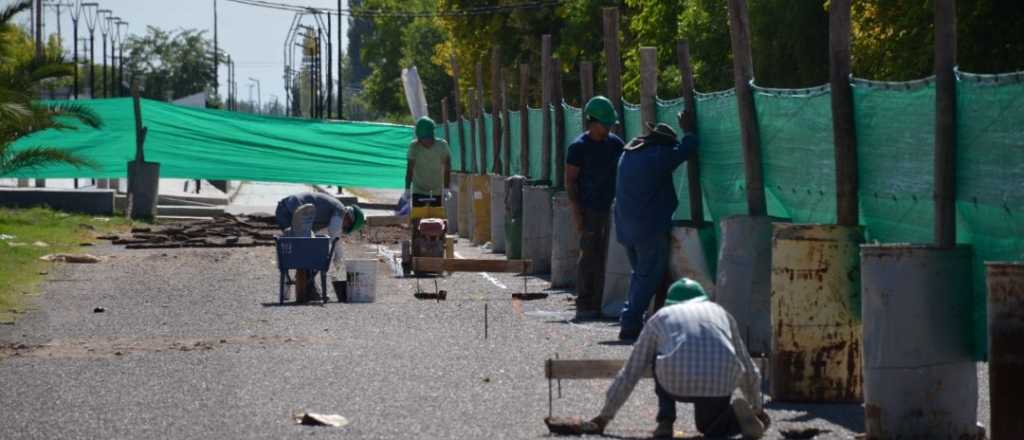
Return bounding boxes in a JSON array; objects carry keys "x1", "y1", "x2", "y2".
[{"x1": 407, "y1": 139, "x2": 451, "y2": 195}]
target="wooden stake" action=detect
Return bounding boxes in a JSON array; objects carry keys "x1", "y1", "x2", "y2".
[
  {"x1": 541, "y1": 35, "x2": 553, "y2": 183},
  {"x1": 545, "y1": 359, "x2": 652, "y2": 379},
  {"x1": 677, "y1": 41, "x2": 705, "y2": 225},
  {"x1": 491, "y1": 48, "x2": 503, "y2": 175},
  {"x1": 727, "y1": 0, "x2": 767, "y2": 217},
  {"x1": 639, "y1": 47, "x2": 657, "y2": 133},
  {"x1": 552, "y1": 57, "x2": 566, "y2": 189},
  {"x1": 502, "y1": 67, "x2": 512, "y2": 176},
  {"x1": 934, "y1": 0, "x2": 957, "y2": 248},
  {"x1": 603, "y1": 8, "x2": 623, "y2": 138},
  {"x1": 441, "y1": 97, "x2": 452, "y2": 148},
  {"x1": 468, "y1": 87, "x2": 478, "y2": 174},
  {"x1": 451, "y1": 55, "x2": 468, "y2": 172},
  {"x1": 829, "y1": 0, "x2": 858, "y2": 227},
  {"x1": 519, "y1": 63, "x2": 531, "y2": 178},
  {"x1": 132, "y1": 81, "x2": 147, "y2": 162},
  {"x1": 476, "y1": 63, "x2": 487, "y2": 175},
  {"x1": 579, "y1": 61, "x2": 594, "y2": 128}
]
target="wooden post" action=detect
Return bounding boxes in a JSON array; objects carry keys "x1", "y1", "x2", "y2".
[
  {"x1": 519, "y1": 63, "x2": 531, "y2": 178},
  {"x1": 580, "y1": 61, "x2": 594, "y2": 128},
  {"x1": 468, "y1": 87, "x2": 478, "y2": 174},
  {"x1": 491, "y1": 48, "x2": 503, "y2": 175},
  {"x1": 132, "y1": 82, "x2": 148, "y2": 162},
  {"x1": 502, "y1": 67, "x2": 512, "y2": 176},
  {"x1": 452, "y1": 55, "x2": 467, "y2": 173},
  {"x1": 677, "y1": 41, "x2": 704, "y2": 225},
  {"x1": 552, "y1": 57, "x2": 566, "y2": 189},
  {"x1": 727, "y1": 0, "x2": 767, "y2": 217},
  {"x1": 476, "y1": 62, "x2": 487, "y2": 175},
  {"x1": 441, "y1": 97, "x2": 451, "y2": 147},
  {"x1": 829, "y1": 0, "x2": 858, "y2": 227},
  {"x1": 603, "y1": 8, "x2": 623, "y2": 138},
  {"x1": 639, "y1": 47, "x2": 657, "y2": 133},
  {"x1": 541, "y1": 35, "x2": 553, "y2": 183},
  {"x1": 934, "y1": 0, "x2": 957, "y2": 248}
]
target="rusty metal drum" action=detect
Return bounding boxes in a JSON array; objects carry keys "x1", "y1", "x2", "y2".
[
  {"x1": 770, "y1": 224, "x2": 863, "y2": 402},
  {"x1": 987, "y1": 261, "x2": 1024, "y2": 440},
  {"x1": 861, "y1": 244, "x2": 978, "y2": 440}
]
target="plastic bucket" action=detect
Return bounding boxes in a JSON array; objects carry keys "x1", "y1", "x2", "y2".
[{"x1": 345, "y1": 259, "x2": 379, "y2": 303}]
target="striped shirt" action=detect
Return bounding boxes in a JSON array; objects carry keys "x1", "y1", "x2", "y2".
[{"x1": 599, "y1": 300, "x2": 762, "y2": 419}]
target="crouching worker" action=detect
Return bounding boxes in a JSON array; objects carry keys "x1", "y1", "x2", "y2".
[
  {"x1": 275, "y1": 192, "x2": 365, "y2": 300},
  {"x1": 586, "y1": 278, "x2": 769, "y2": 439}
]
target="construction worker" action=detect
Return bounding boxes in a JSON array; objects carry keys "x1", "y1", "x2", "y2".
[
  {"x1": 586, "y1": 278, "x2": 768, "y2": 439},
  {"x1": 614, "y1": 110, "x2": 698, "y2": 341},
  {"x1": 275, "y1": 192, "x2": 365, "y2": 298},
  {"x1": 565, "y1": 96, "x2": 625, "y2": 320},
  {"x1": 405, "y1": 116, "x2": 452, "y2": 217}
]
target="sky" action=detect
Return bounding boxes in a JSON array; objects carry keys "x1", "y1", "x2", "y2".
[{"x1": 20, "y1": 0, "x2": 350, "y2": 105}]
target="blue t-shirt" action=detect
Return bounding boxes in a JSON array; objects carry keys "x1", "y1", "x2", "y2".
[
  {"x1": 614, "y1": 134, "x2": 698, "y2": 245},
  {"x1": 565, "y1": 132, "x2": 625, "y2": 211}
]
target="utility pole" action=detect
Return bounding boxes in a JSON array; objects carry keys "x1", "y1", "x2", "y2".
[
  {"x1": 213, "y1": 0, "x2": 219, "y2": 98},
  {"x1": 107, "y1": 16, "x2": 119, "y2": 97},
  {"x1": 249, "y1": 77, "x2": 261, "y2": 114},
  {"x1": 337, "y1": 0, "x2": 343, "y2": 119},
  {"x1": 34, "y1": 0, "x2": 43, "y2": 58},
  {"x1": 97, "y1": 8, "x2": 111, "y2": 98},
  {"x1": 117, "y1": 20, "x2": 127, "y2": 96},
  {"x1": 322, "y1": 9, "x2": 333, "y2": 119},
  {"x1": 82, "y1": 2, "x2": 98, "y2": 98},
  {"x1": 70, "y1": 0, "x2": 82, "y2": 99}
]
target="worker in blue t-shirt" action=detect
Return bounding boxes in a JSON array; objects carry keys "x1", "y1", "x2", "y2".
[
  {"x1": 565, "y1": 96, "x2": 625, "y2": 321},
  {"x1": 614, "y1": 109, "x2": 698, "y2": 341}
]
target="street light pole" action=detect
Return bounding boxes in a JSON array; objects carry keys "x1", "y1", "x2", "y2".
[
  {"x1": 97, "y1": 9, "x2": 111, "y2": 98},
  {"x1": 249, "y1": 77, "x2": 261, "y2": 114},
  {"x1": 337, "y1": 0, "x2": 343, "y2": 120},
  {"x1": 117, "y1": 20, "x2": 127, "y2": 96},
  {"x1": 82, "y1": 2, "x2": 98, "y2": 98},
  {"x1": 70, "y1": 0, "x2": 83, "y2": 99}
]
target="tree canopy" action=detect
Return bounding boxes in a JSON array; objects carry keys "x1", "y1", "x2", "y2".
[{"x1": 123, "y1": 27, "x2": 222, "y2": 102}]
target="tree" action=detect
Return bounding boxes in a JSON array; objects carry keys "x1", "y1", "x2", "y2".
[
  {"x1": 122, "y1": 26, "x2": 222, "y2": 102},
  {"x1": 0, "y1": 0, "x2": 98, "y2": 177}
]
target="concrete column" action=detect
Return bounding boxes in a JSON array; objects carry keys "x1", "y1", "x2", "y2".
[
  {"x1": 504, "y1": 176, "x2": 526, "y2": 260},
  {"x1": 489, "y1": 174, "x2": 506, "y2": 253},
  {"x1": 457, "y1": 173, "x2": 472, "y2": 239},
  {"x1": 126, "y1": 161, "x2": 160, "y2": 220},
  {"x1": 521, "y1": 184, "x2": 551, "y2": 274},
  {"x1": 550, "y1": 191, "x2": 579, "y2": 288},
  {"x1": 471, "y1": 174, "x2": 491, "y2": 245},
  {"x1": 601, "y1": 214, "x2": 630, "y2": 318},
  {"x1": 715, "y1": 215, "x2": 777, "y2": 355}
]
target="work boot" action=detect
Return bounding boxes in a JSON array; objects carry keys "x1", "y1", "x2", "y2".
[
  {"x1": 652, "y1": 420, "x2": 674, "y2": 438},
  {"x1": 731, "y1": 397, "x2": 766, "y2": 439},
  {"x1": 573, "y1": 309, "x2": 600, "y2": 322}
]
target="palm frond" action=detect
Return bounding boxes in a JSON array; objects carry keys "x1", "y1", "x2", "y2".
[
  {"x1": 43, "y1": 102, "x2": 103, "y2": 129},
  {"x1": 0, "y1": 146, "x2": 98, "y2": 177},
  {"x1": 28, "y1": 62, "x2": 75, "y2": 84},
  {"x1": 0, "y1": 1, "x2": 31, "y2": 28},
  {"x1": 0, "y1": 102, "x2": 30, "y2": 121}
]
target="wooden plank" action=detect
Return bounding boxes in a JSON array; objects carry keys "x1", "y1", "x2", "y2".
[
  {"x1": 727, "y1": 0, "x2": 767, "y2": 217},
  {"x1": 545, "y1": 359, "x2": 652, "y2": 380},
  {"x1": 541, "y1": 34, "x2": 553, "y2": 183},
  {"x1": 476, "y1": 63, "x2": 488, "y2": 175},
  {"x1": 580, "y1": 61, "x2": 594, "y2": 128},
  {"x1": 829, "y1": 0, "x2": 858, "y2": 227},
  {"x1": 367, "y1": 215, "x2": 403, "y2": 227},
  {"x1": 603, "y1": 8, "x2": 623, "y2": 138},
  {"x1": 552, "y1": 57, "x2": 566, "y2": 189},
  {"x1": 639, "y1": 47, "x2": 657, "y2": 133},
  {"x1": 468, "y1": 87, "x2": 478, "y2": 174},
  {"x1": 519, "y1": 63, "x2": 531, "y2": 178},
  {"x1": 677, "y1": 41, "x2": 705, "y2": 225},
  {"x1": 413, "y1": 257, "x2": 531, "y2": 274},
  {"x1": 934, "y1": 0, "x2": 957, "y2": 248},
  {"x1": 491, "y1": 48, "x2": 503, "y2": 175},
  {"x1": 451, "y1": 55, "x2": 468, "y2": 172}
]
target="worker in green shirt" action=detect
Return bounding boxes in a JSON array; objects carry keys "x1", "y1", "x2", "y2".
[{"x1": 404, "y1": 116, "x2": 452, "y2": 213}]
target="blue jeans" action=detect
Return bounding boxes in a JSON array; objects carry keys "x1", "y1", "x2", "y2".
[{"x1": 619, "y1": 236, "x2": 669, "y2": 338}]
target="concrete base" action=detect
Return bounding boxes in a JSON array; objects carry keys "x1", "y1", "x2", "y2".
[
  {"x1": 521, "y1": 185, "x2": 552, "y2": 275},
  {"x1": 471, "y1": 175, "x2": 491, "y2": 245},
  {"x1": 550, "y1": 191, "x2": 579, "y2": 288},
  {"x1": 445, "y1": 181, "x2": 459, "y2": 235},
  {"x1": 601, "y1": 216, "x2": 630, "y2": 318},
  {"x1": 504, "y1": 176, "x2": 526, "y2": 260},
  {"x1": 668, "y1": 225, "x2": 716, "y2": 295},
  {"x1": 489, "y1": 175, "x2": 506, "y2": 253},
  {"x1": 0, "y1": 188, "x2": 115, "y2": 215},
  {"x1": 861, "y1": 244, "x2": 977, "y2": 439},
  {"x1": 127, "y1": 161, "x2": 160, "y2": 220},
  {"x1": 715, "y1": 215, "x2": 779, "y2": 356},
  {"x1": 457, "y1": 174, "x2": 472, "y2": 239}
]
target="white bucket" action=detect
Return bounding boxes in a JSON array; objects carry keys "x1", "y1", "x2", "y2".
[{"x1": 345, "y1": 259, "x2": 379, "y2": 303}]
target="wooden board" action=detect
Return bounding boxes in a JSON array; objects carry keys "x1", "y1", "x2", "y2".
[
  {"x1": 367, "y1": 215, "x2": 404, "y2": 227},
  {"x1": 545, "y1": 359, "x2": 652, "y2": 380},
  {"x1": 412, "y1": 257, "x2": 530, "y2": 273}
]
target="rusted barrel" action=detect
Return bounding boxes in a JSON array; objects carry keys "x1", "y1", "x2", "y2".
[
  {"x1": 716, "y1": 215, "x2": 777, "y2": 356},
  {"x1": 550, "y1": 191, "x2": 580, "y2": 288},
  {"x1": 456, "y1": 173, "x2": 472, "y2": 239},
  {"x1": 471, "y1": 175, "x2": 491, "y2": 245},
  {"x1": 861, "y1": 244, "x2": 978, "y2": 439},
  {"x1": 489, "y1": 175, "x2": 506, "y2": 253},
  {"x1": 668, "y1": 225, "x2": 716, "y2": 296},
  {"x1": 770, "y1": 224, "x2": 863, "y2": 402},
  {"x1": 521, "y1": 184, "x2": 551, "y2": 274},
  {"x1": 987, "y1": 261, "x2": 1024, "y2": 440}
]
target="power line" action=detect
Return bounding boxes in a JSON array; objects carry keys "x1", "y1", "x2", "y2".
[{"x1": 222, "y1": 0, "x2": 564, "y2": 17}]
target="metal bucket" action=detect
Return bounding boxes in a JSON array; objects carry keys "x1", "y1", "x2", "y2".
[
  {"x1": 715, "y1": 215, "x2": 778, "y2": 356},
  {"x1": 471, "y1": 175, "x2": 491, "y2": 245},
  {"x1": 601, "y1": 214, "x2": 630, "y2": 318},
  {"x1": 550, "y1": 191, "x2": 580, "y2": 288},
  {"x1": 504, "y1": 176, "x2": 526, "y2": 260},
  {"x1": 489, "y1": 175, "x2": 506, "y2": 253},
  {"x1": 457, "y1": 173, "x2": 472, "y2": 239},
  {"x1": 668, "y1": 225, "x2": 716, "y2": 296},
  {"x1": 770, "y1": 224, "x2": 863, "y2": 402},
  {"x1": 861, "y1": 244, "x2": 978, "y2": 439},
  {"x1": 521, "y1": 184, "x2": 552, "y2": 274},
  {"x1": 987, "y1": 261, "x2": 1024, "y2": 440}
]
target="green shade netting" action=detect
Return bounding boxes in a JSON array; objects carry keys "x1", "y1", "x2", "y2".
[
  {"x1": 508, "y1": 110, "x2": 523, "y2": 175},
  {"x1": 483, "y1": 112, "x2": 495, "y2": 173},
  {"x1": 656, "y1": 97, "x2": 690, "y2": 221},
  {"x1": 10, "y1": 98, "x2": 414, "y2": 188},
  {"x1": 445, "y1": 120, "x2": 463, "y2": 172},
  {"x1": 622, "y1": 100, "x2": 642, "y2": 141},
  {"x1": 527, "y1": 107, "x2": 544, "y2": 179},
  {"x1": 564, "y1": 103, "x2": 584, "y2": 161}
]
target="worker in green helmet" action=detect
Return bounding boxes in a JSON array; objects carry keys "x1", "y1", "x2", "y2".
[
  {"x1": 405, "y1": 116, "x2": 452, "y2": 212},
  {"x1": 566, "y1": 95, "x2": 625, "y2": 321},
  {"x1": 584, "y1": 278, "x2": 770, "y2": 439}
]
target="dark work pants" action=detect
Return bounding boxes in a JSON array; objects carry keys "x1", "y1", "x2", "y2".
[
  {"x1": 575, "y1": 208, "x2": 610, "y2": 313},
  {"x1": 655, "y1": 377, "x2": 741, "y2": 437},
  {"x1": 619, "y1": 235, "x2": 670, "y2": 338}
]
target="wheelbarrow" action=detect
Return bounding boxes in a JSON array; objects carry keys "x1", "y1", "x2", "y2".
[{"x1": 274, "y1": 235, "x2": 339, "y2": 304}]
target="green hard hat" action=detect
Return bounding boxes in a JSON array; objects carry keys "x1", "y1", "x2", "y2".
[
  {"x1": 665, "y1": 278, "x2": 708, "y2": 306},
  {"x1": 415, "y1": 116, "x2": 436, "y2": 140},
  {"x1": 345, "y1": 205, "x2": 365, "y2": 234},
  {"x1": 584, "y1": 96, "x2": 618, "y2": 127}
]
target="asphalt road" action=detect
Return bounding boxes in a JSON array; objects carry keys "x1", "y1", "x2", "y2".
[{"x1": 0, "y1": 234, "x2": 990, "y2": 439}]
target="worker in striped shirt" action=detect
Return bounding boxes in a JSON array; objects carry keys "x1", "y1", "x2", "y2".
[{"x1": 587, "y1": 278, "x2": 769, "y2": 438}]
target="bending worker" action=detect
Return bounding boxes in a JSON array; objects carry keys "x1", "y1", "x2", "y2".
[
  {"x1": 275, "y1": 192, "x2": 365, "y2": 296},
  {"x1": 614, "y1": 110, "x2": 698, "y2": 341},
  {"x1": 405, "y1": 116, "x2": 452, "y2": 216},
  {"x1": 587, "y1": 278, "x2": 769, "y2": 439},
  {"x1": 565, "y1": 96, "x2": 624, "y2": 321}
]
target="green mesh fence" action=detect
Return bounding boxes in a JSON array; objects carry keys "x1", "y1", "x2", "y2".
[
  {"x1": 656, "y1": 97, "x2": 690, "y2": 221},
  {"x1": 508, "y1": 110, "x2": 523, "y2": 175},
  {"x1": 483, "y1": 112, "x2": 495, "y2": 173},
  {"x1": 445, "y1": 120, "x2": 463, "y2": 172},
  {"x1": 622, "y1": 100, "x2": 642, "y2": 141},
  {"x1": 527, "y1": 107, "x2": 545, "y2": 179},
  {"x1": 694, "y1": 90, "x2": 748, "y2": 225}
]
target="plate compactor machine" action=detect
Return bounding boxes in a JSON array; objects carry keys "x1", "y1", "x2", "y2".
[{"x1": 401, "y1": 195, "x2": 447, "y2": 277}]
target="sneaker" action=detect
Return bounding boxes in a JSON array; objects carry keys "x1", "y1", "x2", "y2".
[
  {"x1": 731, "y1": 397, "x2": 766, "y2": 439},
  {"x1": 652, "y1": 420, "x2": 674, "y2": 438}
]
